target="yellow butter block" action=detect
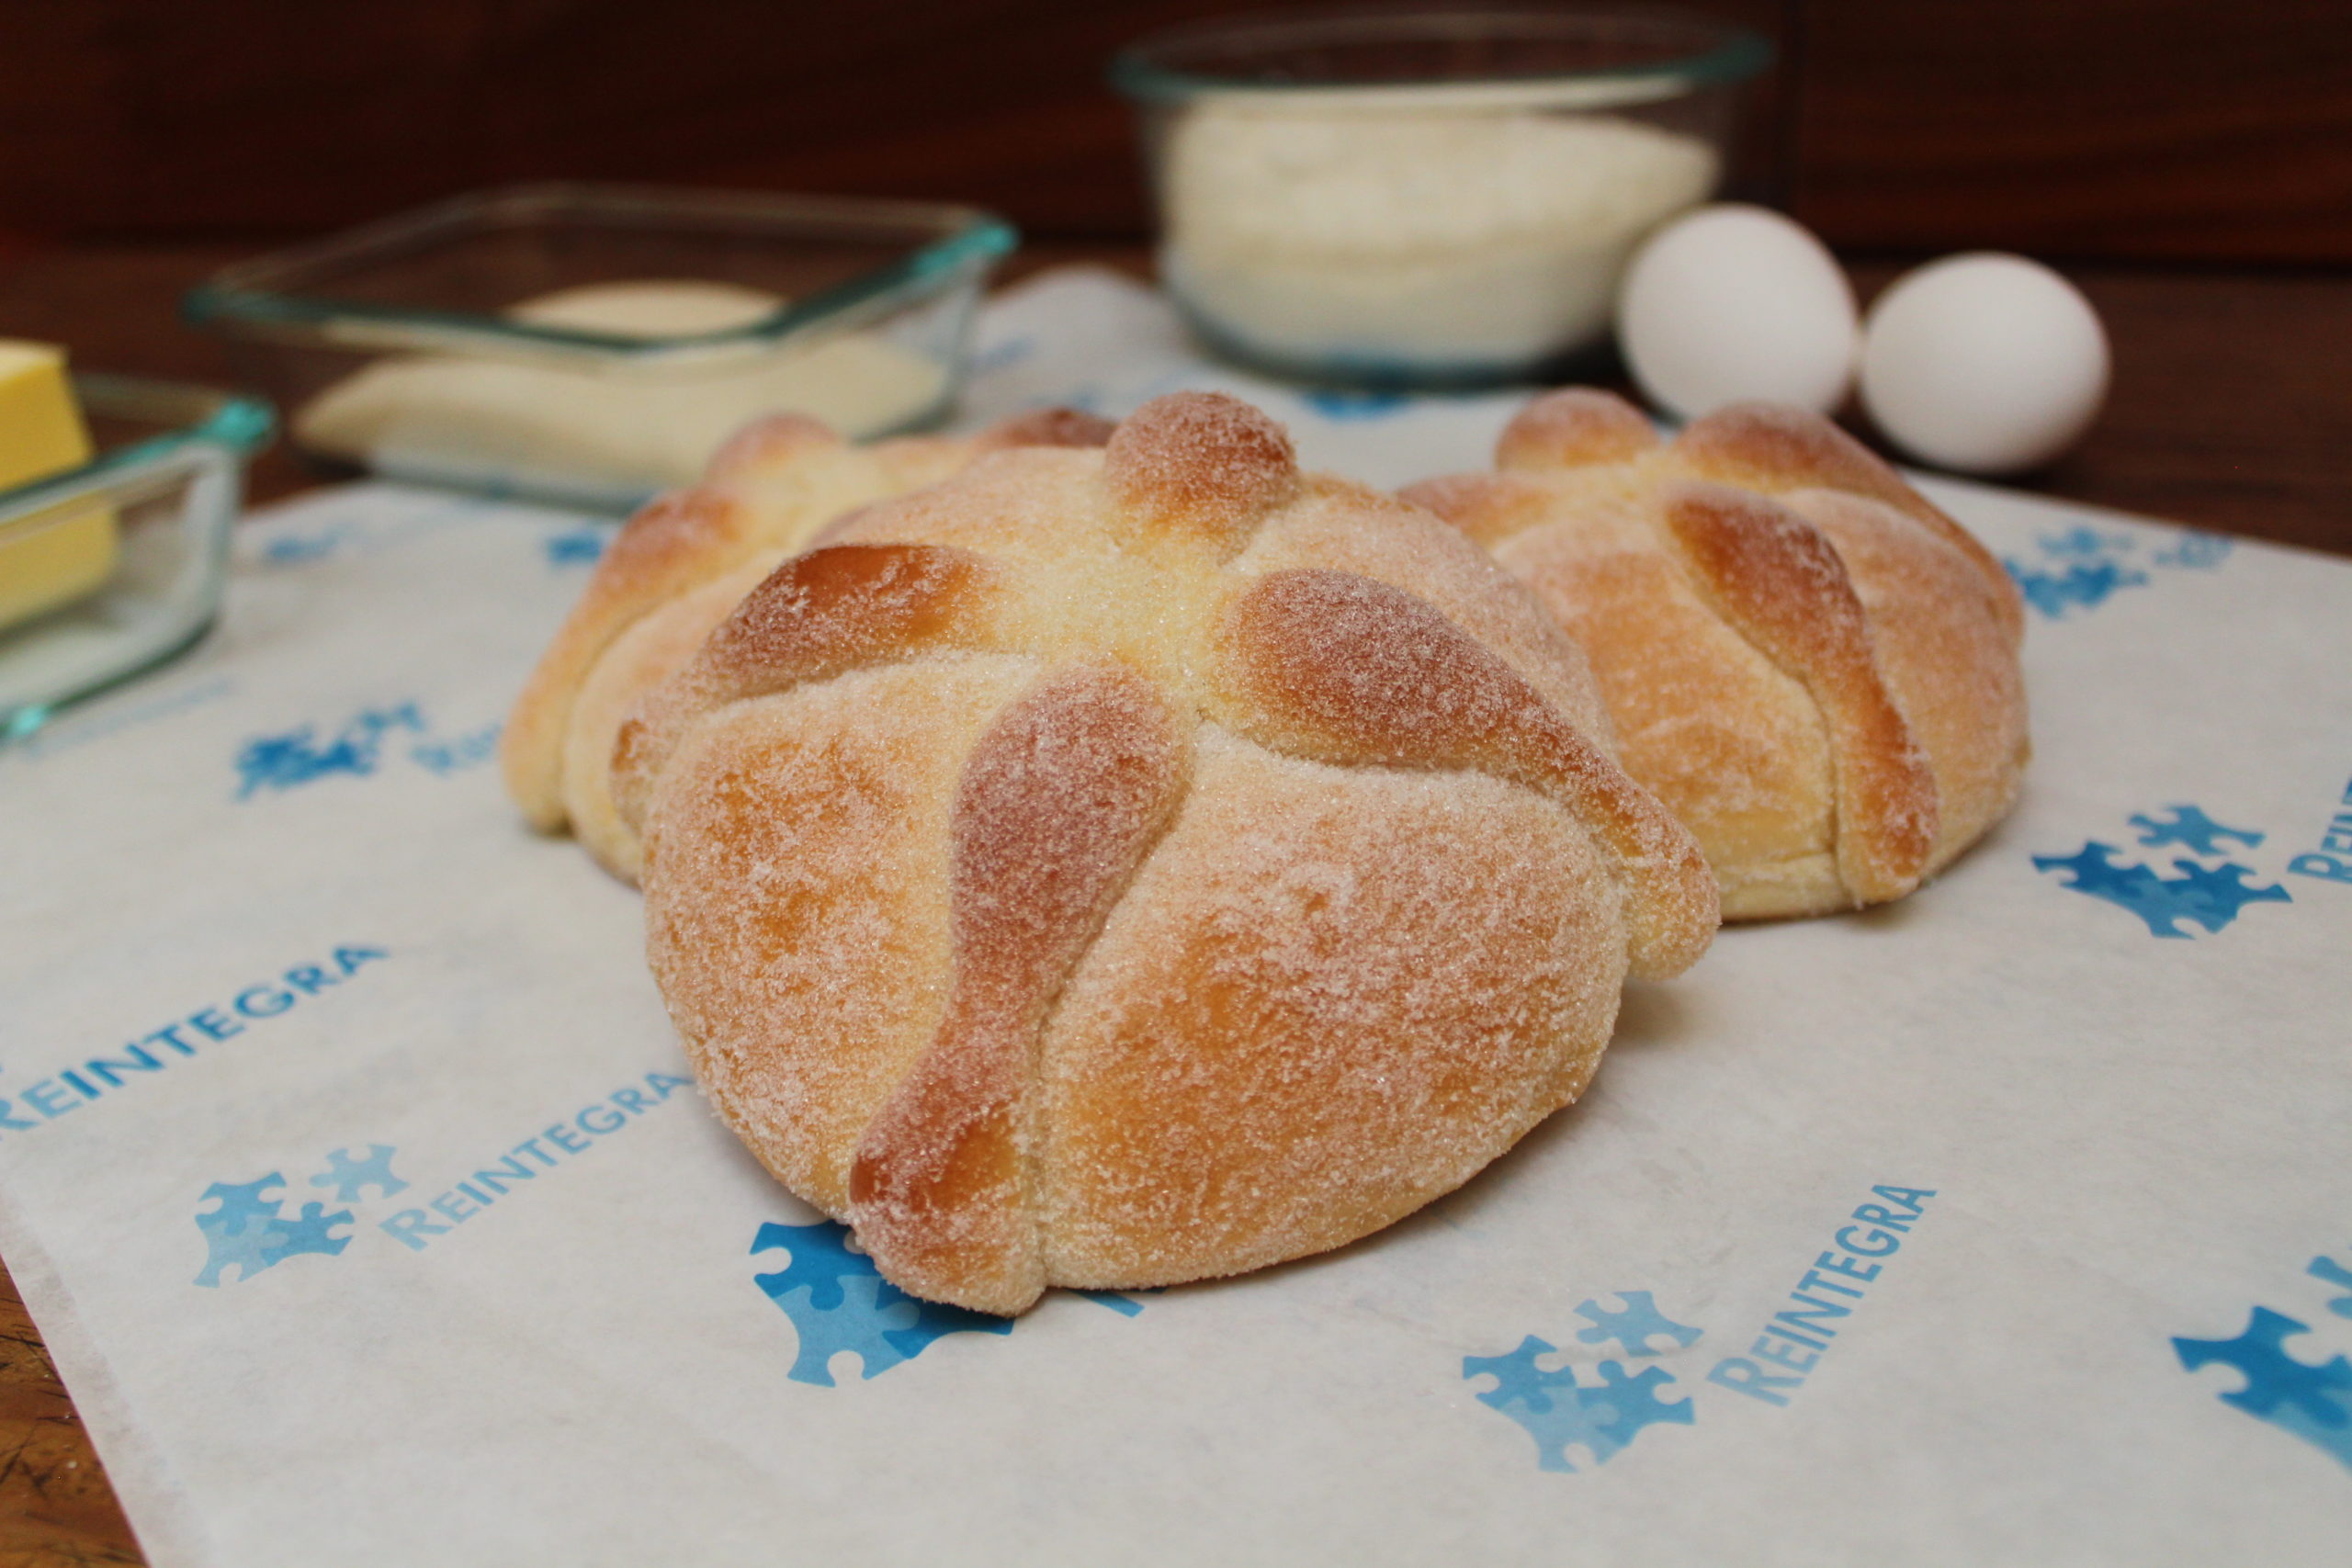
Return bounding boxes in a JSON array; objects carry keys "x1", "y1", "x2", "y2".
[{"x1": 0, "y1": 341, "x2": 117, "y2": 631}]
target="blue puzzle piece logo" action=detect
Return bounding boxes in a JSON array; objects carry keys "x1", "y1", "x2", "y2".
[
  {"x1": 2036, "y1": 525, "x2": 2126, "y2": 559},
  {"x1": 194, "y1": 1173, "x2": 353, "y2": 1287},
  {"x1": 1573, "y1": 1292, "x2": 1702, "y2": 1358},
  {"x1": 752, "y1": 1220, "x2": 1012, "y2": 1385},
  {"x1": 544, "y1": 526, "x2": 609, "y2": 567},
  {"x1": 409, "y1": 723, "x2": 502, "y2": 776},
  {"x1": 198, "y1": 1173, "x2": 286, "y2": 1236},
  {"x1": 234, "y1": 704, "x2": 425, "y2": 797},
  {"x1": 195, "y1": 1174, "x2": 288, "y2": 1289},
  {"x1": 749, "y1": 1220, "x2": 1143, "y2": 1385},
  {"x1": 311, "y1": 1144, "x2": 408, "y2": 1203},
  {"x1": 2152, "y1": 532, "x2": 2233, "y2": 570},
  {"x1": 2002, "y1": 525, "x2": 2226, "y2": 620},
  {"x1": 1464, "y1": 1335, "x2": 1695, "y2": 1473},
  {"x1": 261, "y1": 533, "x2": 340, "y2": 566},
  {"x1": 1301, "y1": 389, "x2": 1412, "y2": 421},
  {"x1": 2176, "y1": 1307, "x2": 2352, "y2": 1472},
  {"x1": 261, "y1": 1201, "x2": 354, "y2": 1264},
  {"x1": 2033, "y1": 840, "x2": 2289, "y2": 938},
  {"x1": 194, "y1": 1147, "x2": 403, "y2": 1286},
  {"x1": 2129, "y1": 806, "x2": 2264, "y2": 858},
  {"x1": 2006, "y1": 558, "x2": 2147, "y2": 618},
  {"x1": 194, "y1": 1219, "x2": 282, "y2": 1289},
  {"x1": 2311, "y1": 1257, "x2": 2352, "y2": 1321},
  {"x1": 753, "y1": 1216, "x2": 880, "y2": 1314}
]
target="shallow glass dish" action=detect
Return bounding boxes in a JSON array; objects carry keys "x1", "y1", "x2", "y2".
[
  {"x1": 186, "y1": 184, "x2": 1018, "y2": 511},
  {"x1": 0, "y1": 375, "x2": 274, "y2": 740},
  {"x1": 1113, "y1": 4, "x2": 1770, "y2": 388}
]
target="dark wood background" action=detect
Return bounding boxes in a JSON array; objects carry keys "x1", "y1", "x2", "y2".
[
  {"x1": 3, "y1": 0, "x2": 2348, "y2": 260},
  {"x1": 0, "y1": 5, "x2": 2347, "y2": 1562}
]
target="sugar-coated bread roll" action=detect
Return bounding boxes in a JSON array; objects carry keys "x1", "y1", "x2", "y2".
[
  {"x1": 1402, "y1": 389, "x2": 2028, "y2": 919},
  {"x1": 501, "y1": 407, "x2": 1114, "y2": 881},
  {"x1": 614, "y1": 392, "x2": 1717, "y2": 1314}
]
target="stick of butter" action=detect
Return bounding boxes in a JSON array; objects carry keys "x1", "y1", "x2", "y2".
[{"x1": 0, "y1": 341, "x2": 116, "y2": 631}]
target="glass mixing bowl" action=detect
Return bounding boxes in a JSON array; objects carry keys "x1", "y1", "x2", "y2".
[{"x1": 1113, "y1": 5, "x2": 1770, "y2": 388}]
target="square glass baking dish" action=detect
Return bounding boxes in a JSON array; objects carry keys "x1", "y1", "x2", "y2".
[
  {"x1": 0, "y1": 374, "x2": 274, "y2": 740},
  {"x1": 185, "y1": 184, "x2": 1019, "y2": 511}
]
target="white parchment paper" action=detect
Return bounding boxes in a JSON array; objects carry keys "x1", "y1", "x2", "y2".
[{"x1": 3, "y1": 269, "x2": 2348, "y2": 1566}]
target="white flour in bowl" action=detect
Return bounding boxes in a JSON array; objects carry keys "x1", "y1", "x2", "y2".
[
  {"x1": 1161, "y1": 105, "x2": 1717, "y2": 373},
  {"x1": 297, "y1": 281, "x2": 949, "y2": 503}
]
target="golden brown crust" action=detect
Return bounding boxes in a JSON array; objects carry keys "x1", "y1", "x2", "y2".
[
  {"x1": 634, "y1": 391, "x2": 1716, "y2": 1314},
  {"x1": 1496, "y1": 388, "x2": 1661, "y2": 473},
  {"x1": 641, "y1": 660, "x2": 1035, "y2": 1216},
  {"x1": 1394, "y1": 472, "x2": 1558, "y2": 550},
  {"x1": 1102, "y1": 391, "x2": 1297, "y2": 558},
  {"x1": 1783, "y1": 489, "x2": 2031, "y2": 876},
  {"x1": 1241, "y1": 477, "x2": 1617, "y2": 742},
  {"x1": 1035, "y1": 732, "x2": 1625, "y2": 1290},
  {"x1": 1209, "y1": 568, "x2": 1714, "y2": 978},
  {"x1": 1496, "y1": 531, "x2": 1836, "y2": 918},
  {"x1": 847, "y1": 662, "x2": 1191, "y2": 1314},
  {"x1": 1409, "y1": 389, "x2": 2025, "y2": 919},
  {"x1": 504, "y1": 407, "x2": 1114, "y2": 870},
  {"x1": 1674, "y1": 401, "x2": 2024, "y2": 640},
  {"x1": 699, "y1": 412, "x2": 840, "y2": 484},
  {"x1": 973, "y1": 406, "x2": 1118, "y2": 452},
  {"x1": 501, "y1": 486, "x2": 763, "y2": 829},
  {"x1": 1657, "y1": 483, "x2": 1937, "y2": 905},
  {"x1": 800, "y1": 503, "x2": 878, "y2": 555},
  {"x1": 560, "y1": 562, "x2": 774, "y2": 881},
  {"x1": 613, "y1": 543, "x2": 1004, "y2": 839}
]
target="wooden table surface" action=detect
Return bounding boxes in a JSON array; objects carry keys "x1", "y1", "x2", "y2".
[{"x1": 0, "y1": 240, "x2": 2346, "y2": 1564}]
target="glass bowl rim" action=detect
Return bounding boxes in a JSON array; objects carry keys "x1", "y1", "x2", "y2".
[
  {"x1": 1111, "y1": 2, "x2": 1772, "y2": 106},
  {"x1": 0, "y1": 372, "x2": 274, "y2": 528},
  {"x1": 182, "y1": 182, "x2": 1020, "y2": 364}
]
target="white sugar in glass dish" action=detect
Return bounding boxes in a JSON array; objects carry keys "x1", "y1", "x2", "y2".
[
  {"x1": 1114, "y1": 6, "x2": 1769, "y2": 388},
  {"x1": 295, "y1": 280, "x2": 952, "y2": 498},
  {"x1": 187, "y1": 186, "x2": 1015, "y2": 512}
]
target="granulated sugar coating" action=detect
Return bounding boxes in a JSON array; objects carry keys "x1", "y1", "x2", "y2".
[
  {"x1": 625, "y1": 390, "x2": 1717, "y2": 1315},
  {"x1": 1035, "y1": 730, "x2": 1623, "y2": 1289},
  {"x1": 502, "y1": 406, "x2": 1114, "y2": 884},
  {"x1": 1402, "y1": 390, "x2": 2029, "y2": 920}
]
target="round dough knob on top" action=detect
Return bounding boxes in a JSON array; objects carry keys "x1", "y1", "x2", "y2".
[
  {"x1": 613, "y1": 391, "x2": 1719, "y2": 1315},
  {"x1": 1403, "y1": 389, "x2": 2029, "y2": 920}
]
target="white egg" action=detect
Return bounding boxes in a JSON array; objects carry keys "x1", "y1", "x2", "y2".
[
  {"x1": 1859, "y1": 253, "x2": 2109, "y2": 475},
  {"x1": 1615, "y1": 204, "x2": 1859, "y2": 419}
]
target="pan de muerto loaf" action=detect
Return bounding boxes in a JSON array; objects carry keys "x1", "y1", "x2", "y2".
[
  {"x1": 502, "y1": 406, "x2": 1113, "y2": 882},
  {"x1": 612, "y1": 391, "x2": 1718, "y2": 1314},
  {"x1": 1403, "y1": 390, "x2": 2028, "y2": 920}
]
